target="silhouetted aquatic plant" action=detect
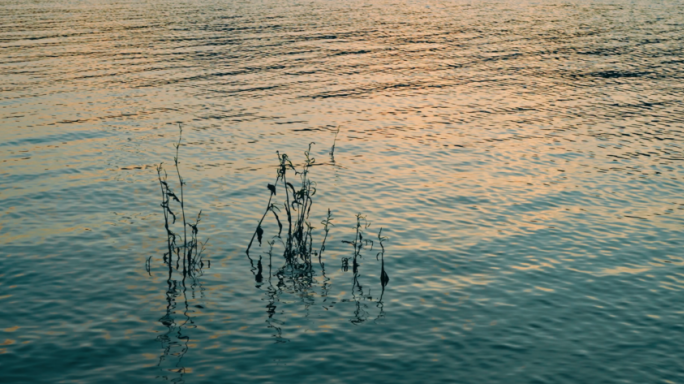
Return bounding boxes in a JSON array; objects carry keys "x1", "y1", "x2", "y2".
[
  {"x1": 341, "y1": 213, "x2": 374, "y2": 273},
  {"x1": 246, "y1": 144, "x2": 390, "y2": 337},
  {"x1": 156, "y1": 124, "x2": 208, "y2": 278},
  {"x1": 340, "y1": 215, "x2": 392, "y2": 324},
  {"x1": 319, "y1": 208, "x2": 333, "y2": 265},
  {"x1": 377, "y1": 228, "x2": 390, "y2": 294},
  {"x1": 375, "y1": 228, "x2": 389, "y2": 319},
  {"x1": 246, "y1": 142, "x2": 318, "y2": 267},
  {"x1": 151, "y1": 124, "x2": 208, "y2": 382}
]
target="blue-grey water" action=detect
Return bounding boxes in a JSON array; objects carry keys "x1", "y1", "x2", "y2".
[{"x1": 1, "y1": 0, "x2": 684, "y2": 382}]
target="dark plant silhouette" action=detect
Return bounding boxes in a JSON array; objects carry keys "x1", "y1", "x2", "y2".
[
  {"x1": 155, "y1": 124, "x2": 208, "y2": 278},
  {"x1": 149, "y1": 125, "x2": 389, "y2": 349},
  {"x1": 341, "y1": 214, "x2": 390, "y2": 324},
  {"x1": 246, "y1": 142, "x2": 318, "y2": 268},
  {"x1": 246, "y1": 144, "x2": 390, "y2": 338},
  {"x1": 150, "y1": 124, "x2": 209, "y2": 382}
]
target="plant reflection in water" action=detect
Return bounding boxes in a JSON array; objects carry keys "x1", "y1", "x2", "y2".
[{"x1": 154, "y1": 268, "x2": 205, "y2": 382}]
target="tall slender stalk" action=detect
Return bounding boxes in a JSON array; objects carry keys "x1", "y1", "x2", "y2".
[
  {"x1": 173, "y1": 124, "x2": 188, "y2": 269},
  {"x1": 155, "y1": 124, "x2": 206, "y2": 278}
]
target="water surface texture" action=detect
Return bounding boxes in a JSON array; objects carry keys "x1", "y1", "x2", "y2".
[{"x1": 2, "y1": 0, "x2": 684, "y2": 382}]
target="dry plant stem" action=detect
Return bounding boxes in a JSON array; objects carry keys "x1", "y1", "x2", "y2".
[
  {"x1": 318, "y1": 209, "x2": 333, "y2": 265},
  {"x1": 174, "y1": 124, "x2": 188, "y2": 265},
  {"x1": 283, "y1": 171, "x2": 293, "y2": 239},
  {"x1": 155, "y1": 124, "x2": 206, "y2": 278},
  {"x1": 157, "y1": 165, "x2": 175, "y2": 273},
  {"x1": 246, "y1": 192, "x2": 275, "y2": 256}
]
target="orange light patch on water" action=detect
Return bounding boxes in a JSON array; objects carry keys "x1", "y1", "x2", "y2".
[
  {"x1": 512, "y1": 262, "x2": 555, "y2": 271},
  {"x1": 601, "y1": 266, "x2": 650, "y2": 276}
]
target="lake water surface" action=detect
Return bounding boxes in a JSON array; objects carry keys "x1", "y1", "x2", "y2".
[{"x1": 2, "y1": 0, "x2": 684, "y2": 382}]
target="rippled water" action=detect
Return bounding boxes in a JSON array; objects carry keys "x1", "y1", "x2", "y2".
[{"x1": 2, "y1": 0, "x2": 684, "y2": 382}]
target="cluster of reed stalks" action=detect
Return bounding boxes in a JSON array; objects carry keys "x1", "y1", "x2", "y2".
[
  {"x1": 151, "y1": 125, "x2": 389, "y2": 329},
  {"x1": 245, "y1": 141, "x2": 389, "y2": 299},
  {"x1": 246, "y1": 142, "x2": 319, "y2": 265}
]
